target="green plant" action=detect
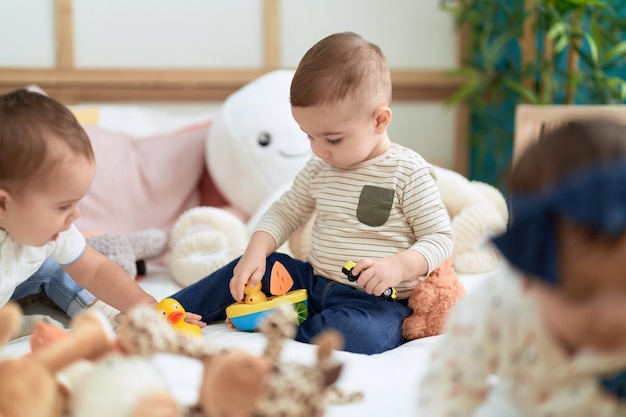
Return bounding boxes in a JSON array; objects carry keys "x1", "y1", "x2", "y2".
[{"x1": 441, "y1": 0, "x2": 626, "y2": 185}]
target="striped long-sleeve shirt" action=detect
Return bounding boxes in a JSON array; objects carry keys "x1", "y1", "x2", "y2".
[{"x1": 255, "y1": 143, "x2": 454, "y2": 299}]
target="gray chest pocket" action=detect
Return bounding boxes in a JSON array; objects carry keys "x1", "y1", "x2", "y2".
[{"x1": 356, "y1": 185, "x2": 395, "y2": 227}]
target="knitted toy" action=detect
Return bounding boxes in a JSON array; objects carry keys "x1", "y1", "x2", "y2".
[
  {"x1": 17, "y1": 304, "x2": 360, "y2": 417},
  {"x1": 86, "y1": 228, "x2": 168, "y2": 278},
  {"x1": 0, "y1": 302, "x2": 115, "y2": 417},
  {"x1": 198, "y1": 307, "x2": 362, "y2": 417},
  {"x1": 401, "y1": 258, "x2": 465, "y2": 340},
  {"x1": 27, "y1": 309, "x2": 201, "y2": 417},
  {"x1": 117, "y1": 305, "x2": 362, "y2": 417},
  {"x1": 168, "y1": 207, "x2": 249, "y2": 287},
  {"x1": 433, "y1": 165, "x2": 509, "y2": 274}
]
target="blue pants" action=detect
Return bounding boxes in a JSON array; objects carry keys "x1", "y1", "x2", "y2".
[
  {"x1": 10, "y1": 258, "x2": 95, "y2": 318},
  {"x1": 171, "y1": 253, "x2": 411, "y2": 354}
]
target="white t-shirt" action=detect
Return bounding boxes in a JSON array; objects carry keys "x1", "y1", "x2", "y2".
[{"x1": 0, "y1": 224, "x2": 86, "y2": 307}]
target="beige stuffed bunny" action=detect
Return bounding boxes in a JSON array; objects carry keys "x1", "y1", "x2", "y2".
[{"x1": 0, "y1": 303, "x2": 115, "y2": 417}]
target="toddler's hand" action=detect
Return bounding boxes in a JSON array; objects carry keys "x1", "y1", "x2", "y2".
[
  {"x1": 352, "y1": 256, "x2": 403, "y2": 297},
  {"x1": 184, "y1": 312, "x2": 207, "y2": 328},
  {"x1": 230, "y1": 252, "x2": 267, "y2": 302}
]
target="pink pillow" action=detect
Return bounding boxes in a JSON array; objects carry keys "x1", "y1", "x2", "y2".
[{"x1": 75, "y1": 122, "x2": 212, "y2": 235}]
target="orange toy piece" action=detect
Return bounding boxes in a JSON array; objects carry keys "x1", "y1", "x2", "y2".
[
  {"x1": 269, "y1": 261, "x2": 293, "y2": 297},
  {"x1": 156, "y1": 298, "x2": 203, "y2": 337},
  {"x1": 30, "y1": 320, "x2": 70, "y2": 352}
]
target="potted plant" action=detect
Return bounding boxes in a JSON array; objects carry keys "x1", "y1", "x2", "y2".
[{"x1": 441, "y1": 0, "x2": 626, "y2": 186}]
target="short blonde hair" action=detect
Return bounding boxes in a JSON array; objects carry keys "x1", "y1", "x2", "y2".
[
  {"x1": 0, "y1": 89, "x2": 94, "y2": 193},
  {"x1": 290, "y1": 32, "x2": 392, "y2": 109}
]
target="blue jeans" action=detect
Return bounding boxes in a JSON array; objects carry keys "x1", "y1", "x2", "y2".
[
  {"x1": 10, "y1": 258, "x2": 95, "y2": 318},
  {"x1": 171, "y1": 253, "x2": 411, "y2": 354}
]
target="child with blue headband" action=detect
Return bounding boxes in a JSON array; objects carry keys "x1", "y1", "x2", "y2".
[{"x1": 418, "y1": 120, "x2": 626, "y2": 416}]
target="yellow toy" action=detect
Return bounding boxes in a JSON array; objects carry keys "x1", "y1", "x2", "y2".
[
  {"x1": 226, "y1": 261, "x2": 308, "y2": 331},
  {"x1": 243, "y1": 282, "x2": 268, "y2": 304},
  {"x1": 155, "y1": 298, "x2": 203, "y2": 337}
]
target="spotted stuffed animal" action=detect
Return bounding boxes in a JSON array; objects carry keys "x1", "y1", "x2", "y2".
[
  {"x1": 117, "y1": 305, "x2": 363, "y2": 417},
  {"x1": 253, "y1": 306, "x2": 363, "y2": 417}
]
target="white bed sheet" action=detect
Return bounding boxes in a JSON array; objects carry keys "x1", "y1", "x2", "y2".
[{"x1": 1, "y1": 261, "x2": 506, "y2": 416}]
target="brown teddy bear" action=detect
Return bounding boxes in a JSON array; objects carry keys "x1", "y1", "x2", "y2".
[{"x1": 401, "y1": 258, "x2": 465, "y2": 340}]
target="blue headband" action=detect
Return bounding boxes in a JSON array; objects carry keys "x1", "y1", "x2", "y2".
[{"x1": 492, "y1": 160, "x2": 626, "y2": 284}]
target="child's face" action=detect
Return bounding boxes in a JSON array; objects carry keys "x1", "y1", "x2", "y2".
[
  {"x1": 0, "y1": 149, "x2": 95, "y2": 247},
  {"x1": 291, "y1": 99, "x2": 391, "y2": 169},
  {"x1": 530, "y1": 222, "x2": 626, "y2": 354}
]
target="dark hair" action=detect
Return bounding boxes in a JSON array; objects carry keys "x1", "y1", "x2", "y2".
[
  {"x1": 510, "y1": 120, "x2": 626, "y2": 194},
  {"x1": 290, "y1": 32, "x2": 392, "y2": 109},
  {"x1": 491, "y1": 119, "x2": 626, "y2": 283},
  {"x1": 510, "y1": 119, "x2": 626, "y2": 246},
  {"x1": 0, "y1": 89, "x2": 94, "y2": 193}
]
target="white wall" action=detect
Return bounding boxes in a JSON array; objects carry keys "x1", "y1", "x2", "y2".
[
  {"x1": 0, "y1": 0, "x2": 55, "y2": 67},
  {"x1": 280, "y1": 0, "x2": 457, "y2": 69},
  {"x1": 0, "y1": 0, "x2": 459, "y2": 167}
]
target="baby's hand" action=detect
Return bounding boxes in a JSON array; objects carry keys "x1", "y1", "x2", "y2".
[
  {"x1": 230, "y1": 253, "x2": 267, "y2": 301},
  {"x1": 184, "y1": 312, "x2": 207, "y2": 328},
  {"x1": 351, "y1": 257, "x2": 403, "y2": 297}
]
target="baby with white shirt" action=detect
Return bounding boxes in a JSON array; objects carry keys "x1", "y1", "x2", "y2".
[{"x1": 0, "y1": 89, "x2": 166, "y2": 336}]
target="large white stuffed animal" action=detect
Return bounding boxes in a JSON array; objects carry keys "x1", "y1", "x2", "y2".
[
  {"x1": 432, "y1": 166, "x2": 509, "y2": 274},
  {"x1": 207, "y1": 69, "x2": 311, "y2": 218},
  {"x1": 169, "y1": 70, "x2": 311, "y2": 286}
]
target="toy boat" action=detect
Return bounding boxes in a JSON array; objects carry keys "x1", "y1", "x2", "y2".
[
  {"x1": 225, "y1": 260, "x2": 308, "y2": 331},
  {"x1": 225, "y1": 288, "x2": 308, "y2": 331}
]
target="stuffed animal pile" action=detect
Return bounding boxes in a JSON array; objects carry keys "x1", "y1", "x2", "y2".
[
  {"x1": 0, "y1": 302, "x2": 115, "y2": 417},
  {"x1": 0, "y1": 302, "x2": 361, "y2": 417}
]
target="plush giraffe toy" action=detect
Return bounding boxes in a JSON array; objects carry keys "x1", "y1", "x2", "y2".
[{"x1": 117, "y1": 305, "x2": 363, "y2": 417}]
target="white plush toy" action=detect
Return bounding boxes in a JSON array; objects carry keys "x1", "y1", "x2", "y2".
[
  {"x1": 168, "y1": 70, "x2": 311, "y2": 287},
  {"x1": 169, "y1": 207, "x2": 250, "y2": 287},
  {"x1": 207, "y1": 69, "x2": 311, "y2": 218},
  {"x1": 432, "y1": 165, "x2": 509, "y2": 274}
]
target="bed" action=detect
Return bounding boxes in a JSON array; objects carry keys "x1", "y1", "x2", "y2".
[
  {"x1": 2, "y1": 262, "x2": 503, "y2": 417},
  {"x1": 0, "y1": 99, "x2": 506, "y2": 416}
]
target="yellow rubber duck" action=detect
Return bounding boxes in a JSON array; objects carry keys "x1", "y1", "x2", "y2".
[
  {"x1": 156, "y1": 298, "x2": 202, "y2": 337},
  {"x1": 243, "y1": 282, "x2": 267, "y2": 304}
]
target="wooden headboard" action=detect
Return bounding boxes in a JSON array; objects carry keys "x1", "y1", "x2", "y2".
[{"x1": 514, "y1": 104, "x2": 626, "y2": 167}]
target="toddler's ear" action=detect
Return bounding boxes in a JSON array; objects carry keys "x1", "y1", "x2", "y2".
[
  {"x1": 373, "y1": 106, "x2": 392, "y2": 134},
  {"x1": 0, "y1": 188, "x2": 10, "y2": 216}
]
